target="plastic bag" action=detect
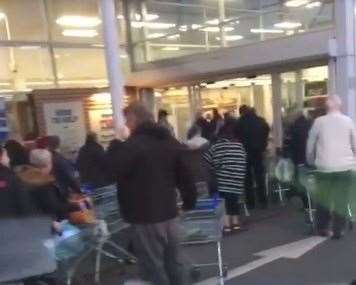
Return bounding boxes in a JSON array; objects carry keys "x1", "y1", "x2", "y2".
[{"x1": 275, "y1": 158, "x2": 295, "y2": 183}]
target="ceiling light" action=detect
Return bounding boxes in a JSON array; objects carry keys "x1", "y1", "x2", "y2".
[
  {"x1": 235, "y1": 20, "x2": 240, "y2": 24},
  {"x1": 0, "y1": 12, "x2": 6, "y2": 20},
  {"x1": 201, "y1": 26, "x2": 234, "y2": 32},
  {"x1": 131, "y1": 21, "x2": 145, "y2": 28},
  {"x1": 274, "y1": 21, "x2": 302, "y2": 29},
  {"x1": 117, "y1": 14, "x2": 124, "y2": 20},
  {"x1": 216, "y1": 35, "x2": 243, "y2": 41},
  {"x1": 179, "y1": 25, "x2": 188, "y2": 32},
  {"x1": 167, "y1": 34, "x2": 180, "y2": 40},
  {"x1": 134, "y1": 13, "x2": 159, "y2": 21},
  {"x1": 120, "y1": 54, "x2": 128, "y2": 59},
  {"x1": 251, "y1": 28, "x2": 284, "y2": 34},
  {"x1": 285, "y1": 30, "x2": 295, "y2": 35},
  {"x1": 19, "y1": 45, "x2": 41, "y2": 50},
  {"x1": 305, "y1": 1, "x2": 322, "y2": 8},
  {"x1": 145, "y1": 14, "x2": 159, "y2": 21},
  {"x1": 284, "y1": 0, "x2": 310, "y2": 8},
  {"x1": 206, "y1": 18, "x2": 219, "y2": 25},
  {"x1": 131, "y1": 21, "x2": 175, "y2": 29},
  {"x1": 56, "y1": 15, "x2": 101, "y2": 28},
  {"x1": 298, "y1": 29, "x2": 305, "y2": 33},
  {"x1": 147, "y1": 33, "x2": 165, "y2": 39},
  {"x1": 144, "y1": 22, "x2": 175, "y2": 29},
  {"x1": 191, "y1": 24, "x2": 202, "y2": 30},
  {"x1": 62, "y1": 29, "x2": 98, "y2": 38},
  {"x1": 161, "y1": 47, "x2": 180, "y2": 51}
]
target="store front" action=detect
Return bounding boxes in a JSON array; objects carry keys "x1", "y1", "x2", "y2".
[{"x1": 155, "y1": 65, "x2": 328, "y2": 143}]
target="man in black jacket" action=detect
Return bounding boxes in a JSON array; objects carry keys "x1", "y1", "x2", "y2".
[
  {"x1": 236, "y1": 106, "x2": 270, "y2": 209},
  {"x1": 111, "y1": 103, "x2": 197, "y2": 285}
]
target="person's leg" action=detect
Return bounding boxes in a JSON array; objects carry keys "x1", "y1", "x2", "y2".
[
  {"x1": 224, "y1": 194, "x2": 234, "y2": 232},
  {"x1": 331, "y1": 171, "x2": 351, "y2": 237},
  {"x1": 253, "y1": 152, "x2": 267, "y2": 208},
  {"x1": 164, "y1": 219, "x2": 188, "y2": 285},
  {"x1": 132, "y1": 223, "x2": 170, "y2": 285},
  {"x1": 245, "y1": 155, "x2": 255, "y2": 208},
  {"x1": 315, "y1": 173, "x2": 332, "y2": 235}
]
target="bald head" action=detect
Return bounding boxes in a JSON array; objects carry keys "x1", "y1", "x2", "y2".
[{"x1": 326, "y1": 95, "x2": 342, "y2": 113}]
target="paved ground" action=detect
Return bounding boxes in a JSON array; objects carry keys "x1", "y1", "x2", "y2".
[{"x1": 70, "y1": 203, "x2": 356, "y2": 285}]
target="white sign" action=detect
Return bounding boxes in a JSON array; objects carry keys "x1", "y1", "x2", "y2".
[{"x1": 43, "y1": 101, "x2": 86, "y2": 157}]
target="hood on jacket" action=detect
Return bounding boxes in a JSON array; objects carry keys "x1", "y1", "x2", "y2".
[
  {"x1": 15, "y1": 165, "x2": 55, "y2": 187},
  {"x1": 133, "y1": 122, "x2": 172, "y2": 140}
]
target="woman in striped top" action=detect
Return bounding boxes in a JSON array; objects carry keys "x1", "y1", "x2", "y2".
[{"x1": 204, "y1": 120, "x2": 247, "y2": 233}]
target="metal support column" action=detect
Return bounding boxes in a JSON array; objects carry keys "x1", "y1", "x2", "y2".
[
  {"x1": 100, "y1": 0, "x2": 125, "y2": 133},
  {"x1": 218, "y1": 0, "x2": 226, "y2": 47},
  {"x1": 296, "y1": 70, "x2": 304, "y2": 111},
  {"x1": 271, "y1": 73, "x2": 283, "y2": 149},
  {"x1": 334, "y1": 0, "x2": 356, "y2": 121}
]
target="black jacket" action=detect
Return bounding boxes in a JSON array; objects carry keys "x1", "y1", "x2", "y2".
[
  {"x1": 0, "y1": 165, "x2": 34, "y2": 218},
  {"x1": 289, "y1": 115, "x2": 312, "y2": 165},
  {"x1": 235, "y1": 113, "x2": 270, "y2": 153},
  {"x1": 112, "y1": 122, "x2": 197, "y2": 224},
  {"x1": 77, "y1": 141, "x2": 111, "y2": 188}
]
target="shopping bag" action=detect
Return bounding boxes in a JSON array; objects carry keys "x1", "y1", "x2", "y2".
[{"x1": 275, "y1": 158, "x2": 295, "y2": 183}]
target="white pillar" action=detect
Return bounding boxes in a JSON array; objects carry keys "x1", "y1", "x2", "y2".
[
  {"x1": 100, "y1": 0, "x2": 125, "y2": 133},
  {"x1": 328, "y1": 58, "x2": 337, "y2": 95},
  {"x1": 296, "y1": 70, "x2": 304, "y2": 110},
  {"x1": 334, "y1": 0, "x2": 356, "y2": 121},
  {"x1": 271, "y1": 73, "x2": 283, "y2": 149}
]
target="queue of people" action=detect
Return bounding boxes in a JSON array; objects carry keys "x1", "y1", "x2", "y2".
[{"x1": 2, "y1": 95, "x2": 356, "y2": 284}]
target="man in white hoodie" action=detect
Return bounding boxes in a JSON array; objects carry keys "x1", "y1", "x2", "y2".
[{"x1": 307, "y1": 95, "x2": 356, "y2": 239}]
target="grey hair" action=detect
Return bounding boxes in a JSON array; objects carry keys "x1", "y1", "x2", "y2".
[
  {"x1": 124, "y1": 103, "x2": 154, "y2": 124},
  {"x1": 326, "y1": 95, "x2": 342, "y2": 110},
  {"x1": 30, "y1": 149, "x2": 52, "y2": 170}
]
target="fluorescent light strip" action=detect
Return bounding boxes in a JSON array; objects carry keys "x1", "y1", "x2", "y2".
[
  {"x1": 134, "y1": 13, "x2": 159, "y2": 21},
  {"x1": 19, "y1": 45, "x2": 42, "y2": 50},
  {"x1": 161, "y1": 47, "x2": 180, "y2": 51},
  {"x1": 62, "y1": 29, "x2": 98, "y2": 38},
  {"x1": 56, "y1": 15, "x2": 101, "y2": 28},
  {"x1": 179, "y1": 25, "x2": 188, "y2": 32},
  {"x1": 284, "y1": 0, "x2": 310, "y2": 7},
  {"x1": 147, "y1": 33, "x2": 165, "y2": 39},
  {"x1": 216, "y1": 35, "x2": 244, "y2": 41},
  {"x1": 201, "y1": 26, "x2": 234, "y2": 32},
  {"x1": 131, "y1": 21, "x2": 175, "y2": 29},
  {"x1": 251, "y1": 28, "x2": 284, "y2": 34},
  {"x1": 274, "y1": 21, "x2": 302, "y2": 29},
  {"x1": 167, "y1": 34, "x2": 180, "y2": 40},
  {"x1": 306, "y1": 1, "x2": 322, "y2": 8}
]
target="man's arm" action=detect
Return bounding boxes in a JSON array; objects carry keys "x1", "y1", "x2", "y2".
[{"x1": 306, "y1": 119, "x2": 320, "y2": 166}]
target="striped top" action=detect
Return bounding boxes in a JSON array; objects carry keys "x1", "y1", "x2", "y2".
[{"x1": 204, "y1": 138, "x2": 247, "y2": 194}]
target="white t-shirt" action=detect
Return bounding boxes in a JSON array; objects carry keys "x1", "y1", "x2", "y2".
[{"x1": 307, "y1": 112, "x2": 356, "y2": 172}]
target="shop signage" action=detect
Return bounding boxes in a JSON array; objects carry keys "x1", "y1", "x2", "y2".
[{"x1": 43, "y1": 101, "x2": 86, "y2": 158}]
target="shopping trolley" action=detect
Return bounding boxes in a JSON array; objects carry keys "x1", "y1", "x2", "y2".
[
  {"x1": 180, "y1": 196, "x2": 226, "y2": 285},
  {"x1": 298, "y1": 166, "x2": 354, "y2": 234},
  {"x1": 56, "y1": 184, "x2": 136, "y2": 285}
]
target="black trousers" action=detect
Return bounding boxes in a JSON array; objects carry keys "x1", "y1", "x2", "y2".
[
  {"x1": 222, "y1": 192, "x2": 240, "y2": 216},
  {"x1": 315, "y1": 171, "x2": 351, "y2": 235},
  {"x1": 245, "y1": 151, "x2": 267, "y2": 208}
]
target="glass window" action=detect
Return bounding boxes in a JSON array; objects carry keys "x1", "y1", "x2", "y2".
[
  {"x1": 54, "y1": 48, "x2": 107, "y2": 87},
  {"x1": 46, "y1": 0, "x2": 103, "y2": 44},
  {"x1": 0, "y1": 47, "x2": 54, "y2": 90},
  {"x1": 128, "y1": 0, "x2": 335, "y2": 64},
  {"x1": 0, "y1": 0, "x2": 47, "y2": 41}
]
